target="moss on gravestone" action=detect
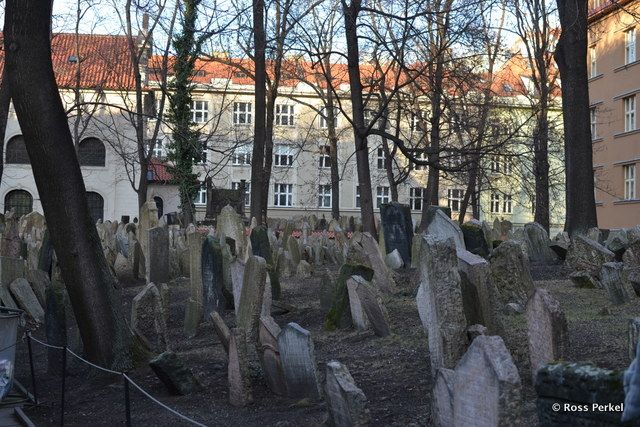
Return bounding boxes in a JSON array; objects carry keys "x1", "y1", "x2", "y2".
[{"x1": 324, "y1": 263, "x2": 374, "y2": 331}]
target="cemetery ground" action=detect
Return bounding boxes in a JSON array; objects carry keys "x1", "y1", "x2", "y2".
[{"x1": 13, "y1": 262, "x2": 637, "y2": 426}]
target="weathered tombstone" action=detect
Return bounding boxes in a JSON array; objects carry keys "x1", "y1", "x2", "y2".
[
  {"x1": 183, "y1": 298, "x2": 200, "y2": 338},
  {"x1": 278, "y1": 322, "x2": 321, "y2": 399},
  {"x1": 358, "y1": 232, "x2": 396, "y2": 292},
  {"x1": 411, "y1": 233, "x2": 423, "y2": 269},
  {"x1": 131, "y1": 283, "x2": 168, "y2": 352},
  {"x1": 524, "y1": 222, "x2": 558, "y2": 264},
  {"x1": 453, "y1": 336, "x2": 522, "y2": 426},
  {"x1": 236, "y1": 256, "x2": 268, "y2": 345},
  {"x1": 569, "y1": 270, "x2": 600, "y2": 288},
  {"x1": 489, "y1": 240, "x2": 534, "y2": 307},
  {"x1": 325, "y1": 264, "x2": 374, "y2": 330},
  {"x1": 230, "y1": 259, "x2": 245, "y2": 316},
  {"x1": 624, "y1": 341, "x2": 640, "y2": 424},
  {"x1": 346, "y1": 277, "x2": 370, "y2": 332},
  {"x1": 201, "y1": 236, "x2": 226, "y2": 318},
  {"x1": 296, "y1": 260, "x2": 312, "y2": 278},
  {"x1": 549, "y1": 231, "x2": 571, "y2": 260},
  {"x1": 228, "y1": 327, "x2": 253, "y2": 406},
  {"x1": 217, "y1": 205, "x2": 246, "y2": 258},
  {"x1": 209, "y1": 311, "x2": 230, "y2": 354},
  {"x1": 457, "y1": 249, "x2": 503, "y2": 335},
  {"x1": 187, "y1": 232, "x2": 205, "y2": 320},
  {"x1": 139, "y1": 201, "x2": 159, "y2": 262},
  {"x1": 250, "y1": 226, "x2": 280, "y2": 299},
  {"x1": 566, "y1": 235, "x2": 614, "y2": 279},
  {"x1": 380, "y1": 202, "x2": 414, "y2": 265},
  {"x1": 149, "y1": 351, "x2": 198, "y2": 396},
  {"x1": 629, "y1": 318, "x2": 640, "y2": 361},
  {"x1": 25, "y1": 269, "x2": 49, "y2": 307},
  {"x1": 9, "y1": 278, "x2": 44, "y2": 322},
  {"x1": 426, "y1": 208, "x2": 465, "y2": 251},
  {"x1": 432, "y1": 368, "x2": 455, "y2": 427},
  {"x1": 287, "y1": 235, "x2": 301, "y2": 269},
  {"x1": 525, "y1": 288, "x2": 568, "y2": 382},
  {"x1": 348, "y1": 276, "x2": 390, "y2": 337},
  {"x1": 536, "y1": 362, "x2": 625, "y2": 425},
  {"x1": 45, "y1": 285, "x2": 66, "y2": 374},
  {"x1": 384, "y1": 249, "x2": 403, "y2": 270},
  {"x1": 259, "y1": 315, "x2": 287, "y2": 395},
  {"x1": 324, "y1": 361, "x2": 370, "y2": 427},
  {"x1": 461, "y1": 221, "x2": 490, "y2": 258},
  {"x1": 601, "y1": 262, "x2": 634, "y2": 305},
  {"x1": 147, "y1": 226, "x2": 169, "y2": 284},
  {"x1": 416, "y1": 236, "x2": 468, "y2": 375},
  {"x1": 1, "y1": 212, "x2": 21, "y2": 258},
  {"x1": 0, "y1": 256, "x2": 25, "y2": 287}
]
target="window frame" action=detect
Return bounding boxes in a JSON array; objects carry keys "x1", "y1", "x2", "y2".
[
  {"x1": 590, "y1": 107, "x2": 598, "y2": 139},
  {"x1": 409, "y1": 187, "x2": 423, "y2": 211},
  {"x1": 232, "y1": 181, "x2": 251, "y2": 206},
  {"x1": 274, "y1": 144, "x2": 294, "y2": 167},
  {"x1": 233, "y1": 102, "x2": 253, "y2": 125},
  {"x1": 625, "y1": 27, "x2": 637, "y2": 65},
  {"x1": 447, "y1": 188, "x2": 464, "y2": 212},
  {"x1": 624, "y1": 164, "x2": 636, "y2": 200},
  {"x1": 318, "y1": 184, "x2": 332, "y2": 208},
  {"x1": 275, "y1": 104, "x2": 295, "y2": 126},
  {"x1": 376, "y1": 186, "x2": 390, "y2": 208},
  {"x1": 273, "y1": 183, "x2": 293, "y2": 207},
  {"x1": 318, "y1": 145, "x2": 331, "y2": 169},
  {"x1": 232, "y1": 145, "x2": 252, "y2": 166},
  {"x1": 191, "y1": 100, "x2": 209, "y2": 124},
  {"x1": 590, "y1": 45, "x2": 598, "y2": 77},
  {"x1": 624, "y1": 95, "x2": 636, "y2": 132}
]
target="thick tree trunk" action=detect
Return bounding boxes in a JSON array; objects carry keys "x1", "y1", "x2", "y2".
[
  {"x1": 4, "y1": 0, "x2": 130, "y2": 369},
  {"x1": 250, "y1": 0, "x2": 267, "y2": 224},
  {"x1": 0, "y1": 69, "x2": 10, "y2": 186},
  {"x1": 261, "y1": 90, "x2": 276, "y2": 222},
  {"x1": 555, "y1": 0, "x2": 597, "y2": 236},
  {"x1": 533, "y1": 103, "x2": 550, "y2": 232},
  {"x1": 343, "y1": 0, "x2": 376, "y2": 236},
  {"x1": 325, "y1": 57, "x2": 341, "y2": 220}
]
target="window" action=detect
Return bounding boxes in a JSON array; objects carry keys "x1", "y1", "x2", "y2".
[
  {"x1": 377, "y1": 147, "x2": 387, "y2": 169},
  {"x1": 153, "y1": 196, "x2": 164, "y2": 218},
  {"x1": 318, "y1": 184, "x2": 332, "y2": 208},
  {"x1": 274, "y1": 145, "x2": 294, "y2": 167},
  {"x1": 5, "y1": 135, "x2": 29, "y2": 164},
  {"x1": 448, "y1": 189, "x2": 464, "y2": 212},
  {"x1": 489, "y1": 155, "x2": 511, "y2": 175},
  {"x1": 490, "y1": 192, "x2": 500, "y2": 213},
  {"x1": 625, "y1": 28, "x2": 637, "y2": 65},
  {"x1": 625, "y1": 95, "x2": 636, "y2": 132},
  {"x1": 78, "y1": 137, "x2": 106, "y2": 167},
  {"x1": 191, "y1": 100, "x2": 209, "y2": 123},
  {"x1": 273, "y1": 183, "x2": 293, "y2": 206},
  {"x1": 413, "y1": 151, "x2": 427, "y2": 171},
  {"x1": 319, "y1": 145, "x2": 331, "y2": 168},
  {"x1": 233, "y1": 102, "x2": 252, "y2": 125},
  {"x1": 4, "y1": 190, "x2": 32, "y2": 217},
  {"x1": 232, "y1": 181, "x2": 251, "y2": 206},
  {"x1": 319, "y1": 106, "x2": 339, "y2": 129},
  {"x1": 590, "y1": 46, "x2": 598, "y2": 77},
  {"x1": 152, "y1": 138, "x2": 165, "y2": 158},
  {"x1": 275, "y1": 104, "x2": 295, "y2": 126},
  {"x1": 356, "y1": 186, "x2": 361, "y2": 208},
  {"x1": 86, "y1": 192, "x2": 104, "y2": 223},
  {"x1": 364, "y1": 109, "x2": 375, "y2": 127},
  {"x1": 590, "y1": 107, "x2": 598, "y2": 139},
  {"x1": 411, "y1": 111, "x2": 424, "y2": 132},
  {"x1": 232, "y1": 145, "x2": 252, "y2": 165},
  {"x1": 194, "y1": 184, "x2": 207, "y2": 205},
  {"x1": 376, "y1": 186, "x2": 390, "y2": 208},
  {"x1": 502, "y1": 194, "x2": 513, "y2": 214},
  {"x1": 410, "y1": 187, "x2": 423, "y2": 211},
  {"x1": 624, "y1": 164, "x2": 636, "y2": 200}
]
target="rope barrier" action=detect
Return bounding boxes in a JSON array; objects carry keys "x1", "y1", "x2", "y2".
[{"x1": 22, "y1": 335, "x2": 208, "y2": 427}]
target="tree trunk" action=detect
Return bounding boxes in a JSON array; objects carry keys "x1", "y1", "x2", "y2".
[
  {"x1": 4, "y1": 0, "x2": 130, "y2": 369},
  {"x1": 261, "y1": 89, "x2": 276, "y2": 222},
  {"x1": 533, "y1": 104, "x2": 550, "y2": 232},
  {"x1": 342, "y1": 0, "x2": 376, "y2": 236},
  {"x1": 325, "y1": 56, "x2": 341, "y2": 220},
  {"x1": 554, "y1": 0, "x2": 597, "y2": 236},
  {"x1": 0, "y1": 69, "x2": 11, "y2": 186},
  {"x1": 250, "y1": 0, "x2": 266, "y2": 224}
]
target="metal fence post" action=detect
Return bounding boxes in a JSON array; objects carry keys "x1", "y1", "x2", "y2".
[
  {"x1": 60, "y1": 346, "x2": 67, "y2": 427},
  {"x1": 124, "y1": 375, "x2": 131, "y2": 427},
  {"x1": 26, "y1": 334, "x2": 38, "y2": 405}
]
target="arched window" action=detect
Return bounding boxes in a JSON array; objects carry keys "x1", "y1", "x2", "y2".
[
  {"x1": 78, "y1": 137, "x2": 106, "y2": 166},
  {"x1": 5, "y1": 190, "x2": 33, "y2": 217},
  {"x1": 86, "y1": 192, "x2": 104, "y2": 223},
  {"x1": 153, "y1": 196, "x2": 164, "y2": 218},
  {"x1": 6, "y1": 135, "x2": 29, "y2": 164}
]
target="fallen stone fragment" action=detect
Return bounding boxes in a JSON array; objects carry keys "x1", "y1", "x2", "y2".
[{"x1": 149, "y1": 351, "x2": 198, "y2": 396}]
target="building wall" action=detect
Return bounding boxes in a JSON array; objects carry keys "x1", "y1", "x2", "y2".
[{"x1": 589, "y1": 0, "x2": 640, "y2": 228}]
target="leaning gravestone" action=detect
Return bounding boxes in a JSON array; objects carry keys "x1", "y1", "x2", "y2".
[
  {"x1": 187, "y1": 232, "x2": 205, "y2": 323},
  {"x1": 432, "y1": 368, "x2": 455, "y2": 427},
  {"x1": 417, "y1": 236, "x2": 467, "y2": 375},
  {"x1": 0, "y1": 257, "x2": 25, "y2": 287},
  {"x1": 526, "y1": 288, "x2": 568, "y2": 383},
  {"x1": 217, "y1": 205, "x2": 246, "y2": 258},
  {"x1": 624, "y1": 341, "x2": 640, "y2": 424},
  {"x1": 358, "y1": 232, "x2": 396, "y2": 293},
  {"x1": 324, "y1": 361, "x2": 370, "y2": 427},
  {"x1": 9, "y1": 278, "x2": 44, "y2": 323},
  {"x1": 201, "y1": 236, "x2": 226, "y2": 318},
  {"x1": 231, "y1": 260, "x2": 246, "y2": 316},
  {"x1": 380, "y1": 202, "x2": 414, "y2": 266},
  {"x1": 601, "y1": 262, "x2": 634, "y2": 305},
  {"x1": 630, "y1": 318, "x2": 640, "y2": 361},
  {"x1": 259, "y1": 315, "x2": 287, "y2": 396},
  {"x1": 149, "y1": 351, "x2": 198, "y2": 396},
  {"x1": 147, "y1": 226, "x2": 169, "y2": 284},
  {"x1": 250, "y1": 225, "x2": 280, "y2": 299},
  {"x1": 489, "y1": 240, "x2": 534, "y2": 307},
  {"x1": 566, "y1": 235, "x2": 614, "y2": 280},
  {"x1": 348, "y1": 275, "x2": 390, "y2": 337},
  {"x1": 426, "y1": 208, "x2": 466, "y2": 251},
  {"x1": 278, "y1": 322, "x2": 321, "y2": 399},
  {"x1": 325, "y1": 263, "x2": 374, "y2": 330},
  {"x1": 131, "y1": 283, "x2": 168, "y2": 352},
  {"x1": 461, "y1": 220, "x2": 490, "y2": 258},
  {"x1": 228, "y1": 327, "x2": 253, "y2": 407},
  {"x1": 287, "y1": 235, "x2": 301, "y2": 270},
  {"x1": 236, "y1": 256, "x2": 267, "y2": 345},
  {"x1": 346, "y1": 277, "x2": 370, "y2": 332},
  {"x1": 1, "y1": 211, "x2": 21, "y2": 258},
  {"x1": 453, "y1": 335, "x2": 522, "y2": 426},
  {"x1": 524, "y1": 222, "x2": 557, "y2": 264}
]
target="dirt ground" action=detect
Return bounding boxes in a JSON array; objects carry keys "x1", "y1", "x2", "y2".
[{"x1": 11, "y1": 261, "x2": 639, "y2": 426}]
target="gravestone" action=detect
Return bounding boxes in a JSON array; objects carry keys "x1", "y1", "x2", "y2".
[
  {"x1": 9, "y1": 278, "x2": 44, "y2": 323},
  {"x1": 131, "y1": 283, "x2": 168, "y2": 352},
  {"x1": 384, "y1": 249, "x2": 403, "y2": 270},
  {"x1": 201, "y1": 236, "x2": 226, "y2": 318},
  {"x1": 380, "y1": 202, "x2": 414, "y2": 265},
  {"x1": 45, "y1": 285, "x2": 66, "y2": 374},
  {"x1": 411, "y1": 233, "x2": 423, "y2": 268},
  {"x1": 217, "y1": 205, "x2": 246, "y2": 258},
  {"x1": 37, "y1": 229, "x2": 54, "y2": 275},
  {"x1": 601, "y1": 262, "x2": 634, "y2": 305},
  {"x1": 629, "y1": 318, "x2": 640, "y2": 361},
  {"x1": 489, "y1": 240, "x2": 534, "y2": 307},
  {"x1": 358, "y1": 232, "x2": 396, "y2": 292},
  {"x1": 624, "y1": 341, "x2": 640, "y2": 423},
  {"x1": 566, "y1": 235, "x2": 614, "y2": 279},
  {"x1": 149, "y1": 351, "x2": 198, "y2": 396},
  {"x1": 287, "y1": 235, "x2": 301, "y2": 269},
  {"x1": 259, "y1": 315, "x2": 286, "y2": 395},
  {"x1": 250, "y1": 226, "x2": 280, "y2": 299},
  {"x1": 278, "y1": 322, "x2": 321, "y2": 399},
  {"x1": 457, "y1": 249, "x2": 503, "y2": 335},
  {"x1": 139, "y1": 201, "x2": 159, "y2": 268},
  {"x1": 526, "y1": 288, "x2": 568, "y2": 382},
  {"x1": 536, "y1": 362, "x2": 625, "y2": 425},
  {"x1": 426, "y1": 209, "x2": 465, "y2": 251},
  {"x1": 25, "y1": 269, "x2": 49, "y2": 307},
  {"x1": 432, "y1": 368, "x2": 455, "y2": 427},
  {"x1": 461, "y1": 221, "x2": 490, "y2": 258},
  {"x1": 524, "y1": 222, "x2": 557, "y2": 264},
  {"x1": 210, "y1": 311, "x2": 230, "y2": 353},
  {"x1": 228, "y1": 327, "x2": 253, "y2": 407},
  {"x1": 231, "y1": 260, "x2": 245, "y2": 316},
  {"x1": 416, "y1": 236, "x2": 468, "y2": 375},
  {"x1": 453, "y1": 336, "x2": 522, "y2": 426},
  {"x1": 147, "y1": 227, "x2": 169, "y2": 284},
  {"x1": 348, "y1": 275, "x2": 390, "y2": 337},
  {"x1": 347, "y1": 277, "x2": 370, "y2": 332},
  {"x1": 325, "y1": 264, "x2": 374, "y2": 330},
  {"x1": 236, "y1": 256, "x2": 268, "y2": 345},
  {"x1": 187, "y1": 232, "x2": 205, "y2": 323},
  {"x1": 183, "y1": 298, "x2": 200, "y2": 338},
  {"x1": 0, "y1": 256, "x2": 25, "y2": 287},
  {"x1": 324, "y1": 361, "x2": 370, "y2": 427},
  {"x1": 1, "y1": 211, "x2": 21, "y2": 258},
  {"x1": 550, "y1": 231, "x2": 571, "y2": 260}
]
